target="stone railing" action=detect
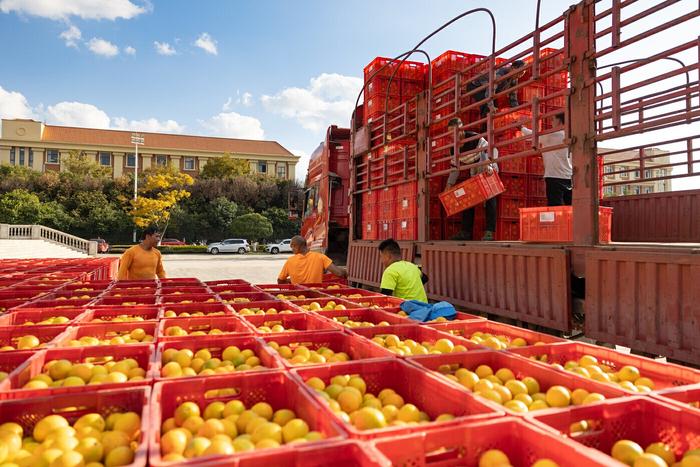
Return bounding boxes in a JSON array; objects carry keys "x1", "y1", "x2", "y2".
[{"x1": 0, "y1": 224, "x2": 97, "y2": 256}]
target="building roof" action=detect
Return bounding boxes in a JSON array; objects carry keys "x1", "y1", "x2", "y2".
[{"x1": 39, "y1": 123, "x2": 297, "y2": 157}]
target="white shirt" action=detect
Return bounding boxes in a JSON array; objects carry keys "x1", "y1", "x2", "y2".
[{"x1": 521, "y1": 126, "x2": 572, "y2": 179}]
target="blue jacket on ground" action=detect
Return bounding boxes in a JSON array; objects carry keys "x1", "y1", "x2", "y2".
[{"x1": 399, "y1": 300, "x2": 457, "y2": 323}]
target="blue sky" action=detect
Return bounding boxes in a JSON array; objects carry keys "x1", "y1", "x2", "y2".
[{"x1": 0, "y1": 0, "x2": 570, "y2": 179}]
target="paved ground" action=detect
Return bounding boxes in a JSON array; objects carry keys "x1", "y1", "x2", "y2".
[{"x1": 108, "y1": 253, "x2": 290, "y2": 283}]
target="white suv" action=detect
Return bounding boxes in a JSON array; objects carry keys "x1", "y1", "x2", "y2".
[
  {"x1": 265, "y1": 239, "x2": 293, "y2": 254},
  {"x1": 207, "y1": 239, "x2": 251, "y2": 255}
]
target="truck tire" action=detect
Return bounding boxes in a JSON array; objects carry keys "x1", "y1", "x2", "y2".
[
  {"x1": 271, "y1": 247, "x2": 279, "y2": 254},
  {"x1": 210, "y1": 248, "x2": 219, "y2": 255},
  {"x1": 238, "y1": 247, "x2": 246, "y2": 254}
]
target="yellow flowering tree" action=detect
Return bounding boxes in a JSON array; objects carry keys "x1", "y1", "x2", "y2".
[{"x1": 126, "y1": 168, "x2": 194, "y2": 233}]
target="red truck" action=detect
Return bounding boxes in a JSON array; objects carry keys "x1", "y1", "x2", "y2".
[
  {"x1": 300, "y1": 125, "x2": 351, "y2": 264},
  {"x1": 303, "y1": 1, "x2": 700, "y2": 366}
]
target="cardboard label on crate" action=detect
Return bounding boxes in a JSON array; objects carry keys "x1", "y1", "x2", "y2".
[
  {"x1": 401, "y1": 221, "x2": 407, "y2": 229},
  {"x1": 366, "y1": 223, "x2": 372, "y2": 231},
  {"x1": 454, "y1": 188, "x2": 466, "y2": 198},
  {"x1": 402, "y1": 199, "x2": 408, "y2": 208},
  {"x1": 539, "y1": 212, "x2": 556, "y2": 223},
  {"x1": 382, "y1": 223, "x2": 388, "y2": 231}
]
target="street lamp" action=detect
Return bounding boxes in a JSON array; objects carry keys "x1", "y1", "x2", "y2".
[{"x1": 131, "y1": 133, "x2": 144, "y2": 242}]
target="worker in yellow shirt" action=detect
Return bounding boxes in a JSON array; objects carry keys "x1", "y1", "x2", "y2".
[
  {"x1": 277, "y1": 236, "x2": 347, "y2": 284},
  {"x1": 378, "y1": 239, "x2": 428, "y2": 302},
  {"x1": 117, "y1": 227, "x2": 166, "y2": 280}
]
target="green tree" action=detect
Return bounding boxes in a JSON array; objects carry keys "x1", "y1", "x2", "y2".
[
  {"x1": 38, "y1": 201, "x2": 73, "y2": 232},
  {"x1": 62, "y1": 150, "x2": 112, "y2": 179},
  {"x1": 0, "y1": 189, "x2": 42, "y2": 224},
  {"x1": 200, "y1": 154, "x2": 251, "y2": 179},
  {"x1": 70, "y1": 191, "x2": 128, "y2": 237},
  {"x1": 229, "y1": 213, "x2": 273, "y2": 242},
  {"x1": 263, "y1": 207, "x2": 300, "y2": 240}
]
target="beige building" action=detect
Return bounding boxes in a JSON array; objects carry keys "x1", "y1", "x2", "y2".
[
  {"x1": 600, "y1": 147, "x2": 672, "y2": 197},
  {"x1": 0, "y1": 119, "x2": 298, "y2": 180}
]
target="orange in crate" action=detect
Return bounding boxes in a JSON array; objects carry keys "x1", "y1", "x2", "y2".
[
  {"x1": 520, "y1": 206, "x2": 613, "y2": 243},
  {"x1": 439, "y1": 171, "x2": 505, "y2": 217}
]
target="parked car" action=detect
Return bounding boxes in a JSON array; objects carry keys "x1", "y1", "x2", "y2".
[
  {"x1": 207, "y1": 239, "x2": 251, "y2": 255},
  {"x1": 90, "y1": 238, "x2": 110, "y2": 253},
  {"x1": 265, "y1": 239, "x2": 293, "y2": 254},
  {"x1": 160, "y1": 238, "x2": 186, "y2": 246}
]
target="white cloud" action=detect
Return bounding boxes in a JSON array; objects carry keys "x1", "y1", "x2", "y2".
[
  {"x1": 199, "y1": 112, "x2": 265, "y2": 140},
  {"x1": 45, "y1": 101, "x2": 111, "y2": 128},
  {"x1": 0, "y1": 0, "x2": 147, "y2": 20},
  {"x1": 261, "y1": 73, "x2": 362, "y2": 133},
  {"x1": 222, "y1": 97, "x2": 233, "y2": 112},
  {"x1": 154, "y1": 41, "x2": 176, "y2": 56},
  {"x1": 0, "y1": 85, "x2": 35, "y2": 120},
  {"x1": 87, "y1": 37, "x2": 119, "y2": 57},
  {"x1": 241, "y1": 92, "x2": 253, "y2": 107},
  {"x1": 124, "y1": 46, "x2": 136, "y2": 55},
  {"x1": 112, "y1": 117, "x2": 184, "y2": 133},
  {"x1": 291, "y1": 148, "x2": 312, "y2": 182},
  {"x1": 59, "y1": 25, "x2": 81, "y2": 48},
  {"x1": 194, "y1": 32, "x2": 217, "y2": 55}
]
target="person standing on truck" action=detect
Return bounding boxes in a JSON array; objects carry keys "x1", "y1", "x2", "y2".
[
  {"x1": 378, "y1": 239, "x2": 428, "y2": 302},
  {"x1": 521, "y1": 112, "x2": 572, "y2": 206},
  {"x1": 117, "y1": 227, "x2": 166, "y2": 280},
  {"x1": 445, "y1": 118, "x2": 499, "y2": 241},
  {"x1": 277, "y1": 236, "x2": 347, "y2": 285},
  {"x1": 467, "y1": 59, "x2": 527, "y2": 118}
]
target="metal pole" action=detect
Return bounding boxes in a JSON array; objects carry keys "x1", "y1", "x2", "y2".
[{"x1": 132, "y1": 142, "x2": 139, "y2": 243}]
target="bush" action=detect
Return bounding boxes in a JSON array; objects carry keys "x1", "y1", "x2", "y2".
[{"x1": 157, "y1": 245, "x2": 208, "y2": 254}]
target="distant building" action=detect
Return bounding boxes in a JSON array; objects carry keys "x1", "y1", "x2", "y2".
[
  {"x1": 0, "y1": 119, "x2": 298, "y2": 180},
  {"x1": 599, "y1": 147, "x2": 672, "y2": 197}
]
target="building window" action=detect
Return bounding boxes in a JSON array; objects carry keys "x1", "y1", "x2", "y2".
[
  {"x1": 644, "y1": 169, "x2": 652, "y2": 179},
  {"x1": 126, "y1": 153, "x2": 136, "y2": 168},
  {"x1": 604, "y1": 186, "x2": 614, "y2": 195},
  {"x1": 633, "y1": 170, "x2": 640, "y2": 178},
  {"x1": 633, "y1": 186, "x2": 641, "y2": 195},
  {"x1": 18, "y1": 148, "x2": 25, "y2": 166},
  {"x1": 183, "y1": 157, "x2": 196, "y2": 171},
  {"x1": 28, "y1": 149, "x2": 33, "y2": 167},
  {"x1": 46, "y1": 150, "x2": 60, "y2": 164},
  {"x1": 276, "y1": 164, "x2": 287, "y2": 179},
  {"x1": 257, "y1": 161, "x2": 267, "y2": 173},
  {"x1": 156, "y1": 155, "x2": 167, "y2": 167},
  {"x1": 99, "y1": 152, "x2": 112, "y2": 166},
  {"x1": 604, "y1": 165, "x2": 613, "y2": 174},
  {"x1": 9, "y1": 147, "x2": 15, "y2": 165},
  {"x1": 620, "y1": 167, "x2": 629, "y2": 179},
  {"x1": 645, "y1": 187, "x2": 653, "y2": 194}
]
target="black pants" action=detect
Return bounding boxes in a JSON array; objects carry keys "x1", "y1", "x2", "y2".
[
  {"x1": 461, "y1": 197, "x2": 497, "y2": 238},
  {"x1": 545, "y1": 177, "x2": 572, "y2": 206}
]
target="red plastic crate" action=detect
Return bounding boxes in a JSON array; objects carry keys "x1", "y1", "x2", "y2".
[
  {"x1": 290, "y1": 298, "x2": 362, "y2": 312},
  {"x1": 520, "y1": 206, "x2": 613, "y2": 243},
  {"x1": 79, "y1": 305, "x2": 161, "y2": 323},
  {"x1": 208, "y1": 284, "x2": 259, "y2": 294},
  {"x1": 317, "y1": 308, "x2": 414, "y2": 328},
  {"x1": 293, "y1": 358, "x2": 499, "y2": 439},
  {"x1": 510, "y1": 342, "x2": 700, "y2": 393},
  {"x1": 376, "y1": 220, "x2": 394, "y2": 240},
  {"x1": 497, "y1": 196, "x2": 527, "y2": 219},
  {"x1": 52, "y1": 290, "x2": 102, "y2": 301},
  {"x1": 104, "y1": 288, "x2": 155, "y2": 297},
  {"x1": 0, "y1": 387, "x2": 149, "y2": 467},
  {"x1": 499, "y1": 156, "x2": 529, "y2": 174},
  {"x1": 161, "y1": 302, "x2": 231, "y2": 318},
  {"x1": 395, "y1": 181, "x2": 418, "y2": 218},
  {"x1": 364, "y1": 57, "x2": 427, "y2": 82},
  {"x1": 56, "y1": 321, "x2": 158, "y2": 347},
  {"x1": 439, "y1": 172, "x2": 506, "y2": 217},
  {"x1": 394, "y1": 217, "x2": 418, "y2": 240},
  {"x1": 204, "y1": 279, "x2": 250, "y2": 287},
  {"x1": 227, "y1": 300, "x2": 303, "y2": 315},
  {"x1": 527, "y1": 174, "x2": 547, "y2": 198},
  {"x1": 5, "y1": 344, "x2": 154, "y2": 399},
  {"x1": 0, "y1": 325, "x2": 71, "y2": 351},
  {"x1": 62, "y1": 281, "x2": 113, "y2": 291},
  {"x1": 346, "y1": 296, "x2": 405, "y2": 311},
  {"x1": 160, "y1": 278, "x2": 204, "y2": 287},
  {"x1": 269, "y1": 289, "x2": 333, "y2": 300},
  {"x1": 219, "y1": 291, "x2": 276, "y2": 304},
  {"x1": 500, "y1": 174, "x2": 528, "y2": 197},
  {"x1": 97, "y1": 295, "x2": 159, "y2": 307},
  {"x1": 157, "y1": 315, "x2": 253, "y2": 340},
  {"x1": 28, "y1": 298, "x2": 95, "y2": 309},
  {"x1": 0, "y1": 351, "x2": 34, "y2": 391},
  {"x1": 255, "y1": 283, "x2": 307, "y2": 292},
  {"x1": 242, "y1": 312, "x2": 343, "y2": 334},
  {"x1": 323, "y1": 288, "x2": 385, "y2": 300},
  {"x1": 149, "y1": 371, "x2": 346, "y2": 467},
  {"x1": 527, "y1": 155, "x2": 545, "y2": 175},
  {"x1": 408, "y1": 350, "x2": 626, "y2": 416},
  {"x1": 160, "y1": 293, "x2": 218, "y2": 305},
  {"x1": 654, "y1": 383, "x2": 700, "y2": 416},
  {"x1": 0, "y1": 298, "x2": 27, "y2": 313},
  {"x1": 234, "y1": 440, "x2": 390, "y2": 467},
  {"x1": 530, "y1": 397, "x2": 700, "y2": 466},
  {"x1": 428, "y1": 320, "x2": 565, "y2": 348},
  {"x1": 0, "y1": 307, "x2": 88, "y2": 326},
  {"x1": 154, "y1": 335, "x2": 282, "y2": 381},
  {"x1": 350, "y1": 324, "x2": 479, "y2": 356},
  {"x1": 263, "y1": 331, "x2": 393, "y2": 368},
  {"x1": 431, "y1": 50, "x2": 487, "y2": 86},
  {"x1": 374, "y1": 416, "x2": 611, "y2": 467}
]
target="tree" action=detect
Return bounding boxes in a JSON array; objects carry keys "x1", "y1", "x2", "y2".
[
  {"x1": 200, "y1": 154, "x2": 251, "y2": 179},
  {"x1": 229, "y1": 213, "x2": 273, "y2": 242},
  {"x1": 62, "y1": 150, "x2": 112, "y2": 179},
  {"x1": 0, "y1": 189, "x2": 42, "y2": 224},
  {"x1": 263, "y1": 207, "x2": 300, "y2": 240},
  {"x1": 69, "y1": 191, "x2": 128, "y2": 238},
  {"x1": 125, "y1": 167, "x2": 194, "y2": 233}
]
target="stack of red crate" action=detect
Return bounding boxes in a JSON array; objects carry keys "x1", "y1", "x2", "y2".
[{"x1": 363, "y1": 57, "x2": 427, "y2": 125}]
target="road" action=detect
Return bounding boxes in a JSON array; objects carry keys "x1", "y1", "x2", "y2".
[{"x1": 109, "y1": 253, "x2": 290, "y2": 283}]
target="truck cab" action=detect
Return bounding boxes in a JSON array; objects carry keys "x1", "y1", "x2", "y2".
[{"x1": 301, "y1": 125, "x2": 351, "y2": 264}]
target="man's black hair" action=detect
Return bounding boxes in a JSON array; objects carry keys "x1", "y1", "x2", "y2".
[
  {"x1": 461, "y1": 131, "x2": 480, "y2": 152},
  {"x1": 378, "y1": 239, "x2": 401, "y2": 256},
  {"x1": 555, "y1": 112, "x2": 565, "y2": 124},
  {"x1": 512, "y1": 59, "x2": 526, "y2": 68},
  {"x1": 142, "y1": 226, "x2": 160, "y2": 239}
]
